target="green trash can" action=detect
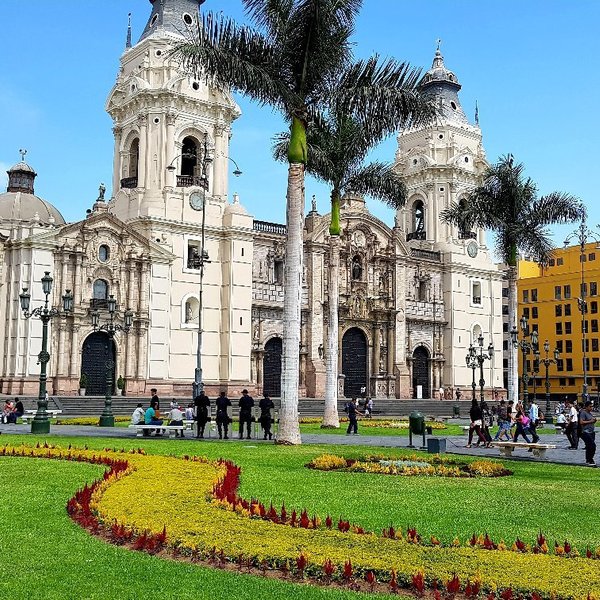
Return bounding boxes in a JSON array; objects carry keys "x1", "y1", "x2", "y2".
[
  {"x1": 409, "y1": 411, "x2": 425, "y2": 435},
  {"x1": 452, "y1": 404, "x2": 460, "y2": 417}
]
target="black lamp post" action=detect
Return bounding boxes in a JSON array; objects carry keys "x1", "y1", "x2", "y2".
[
  {"x1": 510, "y1": 314, "x2": 538, "y2": 409},
  {"x1": 466, "y1": 333, "x2": 494, "y2": 404},
  {"x1": 19, "y1": 272, "x2": 73, "y2": 434},
  {"x1": 466, "y1": 344, "x2": 478, "y2": 402},
  {"x1": 542, "y1": 339, "x2": 560, "y2": 423},
  {"x1": 564, "y1": 215, "x2": 600, "y2": 406},
  {"x1": 532, "y1": 347, "x2": 540, "y2": 405},
  {"x1": 90, "y1": 295, "x2": 134, "y2": 427}
]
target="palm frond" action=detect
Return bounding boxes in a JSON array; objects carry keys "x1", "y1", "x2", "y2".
[
  {"x1": 527, "y1": 192, "x2": 583, "y2": 225},
  {"x1": 345, "y1": 162, "x2": 407, "y2": 208},
  {"x1": 244, "y1": 0, "x2": 294, "y2": 37}
]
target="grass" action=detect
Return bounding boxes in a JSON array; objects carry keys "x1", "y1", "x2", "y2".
[{"x1": 1, "y1": 433, "x2": 598, "y2": 598}]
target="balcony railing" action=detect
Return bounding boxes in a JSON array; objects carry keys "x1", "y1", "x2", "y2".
[
  {"x1": 406, "y1": 230, "x2": 426, "y2": 241},
  {"x1": 472, "y1": 296, "x2": 482, "y2": 305},
  {"x1": 411, "y1": 248, "x2": 441, "y2": 262},
  {"x1": 176, "y1": 175, "x2": 208, "y2": 189},
  {"x1": 253, "y1": 220, "x2": 287, "y2": 235},
  {"x1": 458, "y1": 230, "x2": 477, "y2": 240},
  {"x1": 120, "y1": 176, "x2": 138, "y2": 189},
  {"x1": 90, "y1": 298, "x2": 108, "y2": 310}
]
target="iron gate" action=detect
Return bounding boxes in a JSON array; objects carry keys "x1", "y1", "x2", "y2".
[
  {"x1": 342, "y1": 327, "x2": 368, "y2": 398},
  {"x1": 263, "y1": 337, "x2": 282, "y2": 397},
  {"x1": 81, "y1": 332, "x2": 115, "y2": 396},
  {"x1": 412, "y1": 346, "x2": 430, "y2": 399}
]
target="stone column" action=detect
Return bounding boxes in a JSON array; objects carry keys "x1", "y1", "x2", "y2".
[
  {"x1": 57, "y1": 323, "x2": 67, "y2": 376},
  {"x1": 387, "y1": 324, "x2": 394, "y2": 374},
  {"x1": 74, "y1": 253, "x2": 83, "y2": 307},
  {"x1": 139, "y1": 260, "x2": 149, "y2": 316},
  {"x1": 136, "y1": 329, "x2": 146, "y2": 380},
  {"x1": 112, "y1": 126, "x2": 122, "y2": 195},
  {"x1": 373, "y1": 324, "x2": 381, "y2": 375},
  {"x1": 166, "y1": 113, "x2": 177, "y2": 188},
  {"x1": 138, "y1": 114, "x2": 148, "y2": 188},
  {"x1": 69, "y1": 325, "x2": 80, "y2": 378}
]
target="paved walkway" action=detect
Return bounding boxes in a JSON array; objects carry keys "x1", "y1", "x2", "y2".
[{"x1": 0, "y1": 423, "x2": 594, "y2": 468}]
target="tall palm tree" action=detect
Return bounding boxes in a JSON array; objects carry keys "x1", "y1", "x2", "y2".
[
  {"x1": 275, "y1": 105, "x2": 419, "y2": 427},
  {"x1": 176, "y1": 0, "x2": 434, "y2": 444},
  {"x1": 440, "y1": 154, "x2": 582, "y2": 404}
]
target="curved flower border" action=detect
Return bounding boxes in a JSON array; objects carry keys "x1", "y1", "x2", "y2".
[{"x1": 2, "y1": 443, "x2": 599, "y2": 600}]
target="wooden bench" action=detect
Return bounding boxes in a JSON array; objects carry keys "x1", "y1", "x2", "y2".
[
  {"x1": 491, "y1": 441, "x2": 556, "y2": 458},
  {"x1": 128, "y1": 424, "x2": 185, "y2": 438}
]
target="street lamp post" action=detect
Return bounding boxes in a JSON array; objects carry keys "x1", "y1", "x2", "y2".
[
  {"x1": 19, "y1": 272, "x2": 74, "y2": 434},
  {"x1": 466, "y1": 334, "x2": 494, "y2": 403},
  {"x1": 532, "y1": 347, "x2": 540, "y2": 405},
  {"x1": 90, "y1": 295, "x2": 134, "y2": 427},
  {"x1": 510, "y1": 314, "x2": 539, "y2": 409},
  {"x1": 541, "y1": 339, "x2": 560, "y2": 423},
  {"x1": 564, "y1": 215, "x2": 600, "y2": 406}
]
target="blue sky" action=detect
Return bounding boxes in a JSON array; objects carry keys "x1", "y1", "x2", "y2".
[{"x1": 0, "y1": 0, "x2": 597, "y2": 244}]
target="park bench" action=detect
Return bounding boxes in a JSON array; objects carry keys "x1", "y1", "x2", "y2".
[
  {"x1": 128, "y1": 424, "x2": 185, "y2": 438},
  {"x1": 21, "y1": 409, "x2": 62, "y2": 424},
  {"x1": 491, "y1": 441, "x2": 556, "y2": 459}
]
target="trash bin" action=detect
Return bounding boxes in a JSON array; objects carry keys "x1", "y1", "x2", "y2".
[
  {"x1": 452, "y1": 404, "x2": 460, "y2": 417},
  {"x1": 427, "y1": 438, "x2": 446, "y2": 454},
  {"x1": 426, "y1": 425, "x2": 433, "y2": 435},
  {"x1": 409, "y1": 411, "x2": 425, "y2": 435}
]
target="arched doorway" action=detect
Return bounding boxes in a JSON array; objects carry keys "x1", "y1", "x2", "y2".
[
  {"x1": 81, "y1": 332, "x2": 116, "y2": 396},
  {"x1": 342, "y1": 328, "x2": 368, "y2": 398},
  {"x1": 412, "y1": 346, "x2": 430, "y2": 399},
  {"x1": 263, "y1": 337, "x2": 282, "y2": 397}
]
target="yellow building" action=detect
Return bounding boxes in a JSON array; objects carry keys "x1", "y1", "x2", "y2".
[{"x1": 518, "y1": 242, "x2": 600, "y2": 404}]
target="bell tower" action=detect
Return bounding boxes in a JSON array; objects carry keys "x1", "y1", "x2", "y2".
[{"x1": 106, "y1": 0, "x2": 240, "y2": 220}]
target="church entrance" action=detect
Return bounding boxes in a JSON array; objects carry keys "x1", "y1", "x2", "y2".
[
  {"x1": 412, "y1": 346, "x2": 430, "y2": 399},
  {"x1": 81, "y1": 332, "x2": 115, "y2": 396},
  {"x1": 263, "y1": 337, "x2": 282, "y2": 397},
  {"x1": 342, "y1": 328, "x2": 368, "y2": 398}
]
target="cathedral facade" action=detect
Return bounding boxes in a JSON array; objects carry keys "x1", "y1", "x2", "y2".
[{"x1": 0, "y1": 1, "x2": 504, "y2": 400}]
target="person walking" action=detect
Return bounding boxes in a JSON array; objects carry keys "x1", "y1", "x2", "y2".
[
  {"x1": 493, "y1": 399, "x2": 512, "y2": 441},
  {"x1": 238, "y1": 389, "x2": 254, "y2": 439},
  {"x1": 579, "y1": 400, "x2": 597, "y2": 466},
  {"x1": 258, "y1": 394, "x2": 275, "y2": 440},
  {"x1": 345, "y1": 397, "x2": 361, "y2": 435},
  {"x1": 528, "y1": 399, "x2": 541, "y2": 443},
  {"x1": 194, "y1": 391, "x2": 211, "y2": 438},
  {"x1": 480, "y1": 401, "x2": 493, "y2": 443},
  {"x1": 466, "y1": 399, "x2": 489, "y2": 448},
  {"x1": 150, "y1": 388, "x2": 160, "y2": 410},
  {"x1": 215, "y1": 392, "x2": 232, "y2": 439},
  {"x1": 565, "y1": 399, "x2": 579, "y2": 449},
  {"x1": 513, "y1": 409, "x2": 533, "y2": 443}
]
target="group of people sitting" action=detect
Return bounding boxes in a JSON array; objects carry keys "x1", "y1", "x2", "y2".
[
  {"x1": 1, "y1": 398, "x2": 25, "y2": 424},
  {"x1": 131, "y1": 388, "x2": 276, "y2": 440}
]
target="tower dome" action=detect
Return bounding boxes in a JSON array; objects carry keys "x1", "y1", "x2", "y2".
[
  {"x1": 419, "y1": 45, "x2": 470, "y2": 127},
  {"x1": 0, "y1": 153, "x2": 65, "y2": 225},
  {"x1": 139, "y1": 0, "x2": 206, "y2": 43}
]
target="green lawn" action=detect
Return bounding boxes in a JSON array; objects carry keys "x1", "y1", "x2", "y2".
[{"x1": 1, "y1": 434, "x2": 598, "y2": 599}]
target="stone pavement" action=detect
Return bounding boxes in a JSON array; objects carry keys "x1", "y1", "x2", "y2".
[{"x1": 0, "y1": 423, "x2": 595, "y2": 468}]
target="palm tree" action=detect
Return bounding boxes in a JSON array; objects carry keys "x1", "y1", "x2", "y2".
[
  {"x1": 440, "y1": 154, "x2": 582, "y2": 404},
  {"x1": 176, "y1": 0, "x2": 434, "y2": 444},
  {"x1": 275, "y1": 104, "x2": 420, "y2": 427}
]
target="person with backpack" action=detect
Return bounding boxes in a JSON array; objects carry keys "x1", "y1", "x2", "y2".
[{"x1": 345, "y1": 397, "x2": 362, "y2": 435}]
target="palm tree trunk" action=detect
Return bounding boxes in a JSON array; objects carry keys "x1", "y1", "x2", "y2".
[
  {"x1": 277, "y1": 160, "x2": 304, "y2": 445},
  {"x1": 506, "y1": 265, "x2": 518, "y2": 403},
  {"x1": 322, "y1": 234, "x2": 340, "y2": 428}
]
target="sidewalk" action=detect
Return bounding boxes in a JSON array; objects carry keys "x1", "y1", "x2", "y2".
[{"x1": 0, "y1": 424, "x2": 594, "y2": 467}]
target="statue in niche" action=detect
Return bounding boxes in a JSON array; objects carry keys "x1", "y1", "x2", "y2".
[
  {"x1": 351, "y1": 256, "x2": 362, "y2": 280},
  {"x1": 379, "y1": 356, "x2": 386, "y2": 374},
  {"x1": 253, "y1": 322, "x2": 260, "y2": 341},
  {"x1": 318, "y1": 344, "x2": 324, "y2": 359},
  {"x1": 185, "y1": 302, "x2": 193, "y2": 323}
]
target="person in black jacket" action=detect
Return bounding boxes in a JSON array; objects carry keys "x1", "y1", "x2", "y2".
[
  {"x1": 194, "y1": 392, "x2": 211, "y2": 438},
  {"x1": 238, "y1": 389, "x2": 254, "y2": 439},
  {"x1": 466, "y1": 398, "x2": 489, "y2": 448},
  {"x1": 215, "y1": 391, "x2": 232, "y2": 439},
  {"x1": 258, "y1": 394, "x2": 275, "y2": 440}
]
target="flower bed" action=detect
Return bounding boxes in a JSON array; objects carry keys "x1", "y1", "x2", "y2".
[
  {"x1": 308, "y1": 453, "x2": 512, "y2": 478},
  {"x1": 300, "y1": 417, "x2": 447, "y2": 430},
  {"x1": 55, "y1": 416, "x2": 132, "y2": 426},
  {"x1": 2, "y1": 443, "x2": 599, "y2": 599}
]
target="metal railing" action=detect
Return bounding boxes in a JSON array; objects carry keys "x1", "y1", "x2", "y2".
[
  {"x1": 458, "y1": 231, "x2": 477, "y2": 240},
  {"x1": 176, "y1": 175, "x2": 208, "y2": 189},
  {"x1": 120, "y1": 176, "x2": 138, "y2": 189},
  {"x1": 411, "y1": 248, "x2": 441, "y2": 262},
  {"x1": 406, "y1": 230, "x2": 426, "y2": 241}
]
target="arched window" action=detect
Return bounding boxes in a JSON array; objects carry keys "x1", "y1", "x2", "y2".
[
  {"x1": 351, "y1": 255, "x2": 363, "y2": 280},
  {"x1": 181, "y1": 137, "x2": 198, "y2": 177},
  {"x1": 93, "y1": 279, "x2": 108, "y2": 300},
  {"x1": 471, "y1": 324, "x2": 483, "y2": 345},
  {"x1": 414, "y1": 200, "x2": 425, "y2": 233},
  {"x1": 184, "y1": 297, "x2": 199, "y2": 325},
  {"x1": 128, "y1": 138, "x2": 139, "y2": 178},
  {"x1": 98, "y1": 245, "x2": 110, "y2": 263}
]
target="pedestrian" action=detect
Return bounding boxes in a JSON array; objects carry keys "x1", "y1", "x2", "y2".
[
  {"x1": 466, "y1": 399, "x2": 489, "y2": 448},
  {"x1": 259, "y1": 394, "x2": 275, "y2": 440},
  {"x1": 493, "y1": 399, "x2": 512, "y2": 441},
  {"x1": 513, "y1": 409, "x2": 533, "y2": 443},
  {"x1": 239, "y1": 389, "x2": 254, "y2": 439},
  {"x1": 131, "y1": 402, "x2": 145, "y2": 425},
  {"x1": 480, "y1": 401, "x2": 493, "y2": 442},
  {"x1": 365, "y1": 397, "x2": 374, "y2": 419},
  {"x1": 344, "y1": 397, "x2": 361, "y2": 435},
  {"x1": 168, "y1": 403, "x2": 185, "y2": 437},
  {"x1": 215, "y1": 391, "x2": 232, "y2": 439},
  {"x1": 185, "y1": 402, "x2": 194, "y2": 421},
  {"x1": 528, "y1": 399, "x2": 541, "y2": 442},
  {"x1": 579, "y1": 400, "x2": 597, "y2": 466},
  {"x1": 194, "y1": 391, "x2": 211, "y2": 438},
  {"x1": 455, "y1": 389, "x2": 462, "y2": 401},
  {"x1": 565, "y1": 399, "x2": 579, "y2": 449},
  {"x1": 150, "y1": 388, "x2": 160, "y2": 410}
]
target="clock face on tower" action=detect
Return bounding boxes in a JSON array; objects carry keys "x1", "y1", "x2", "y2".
[
  {"x1": 467, "y1": 242, "x2": 478, "y2": 258},
  {"x1": 189, "y1": 191, "x2": 205, "y2": 211}
]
